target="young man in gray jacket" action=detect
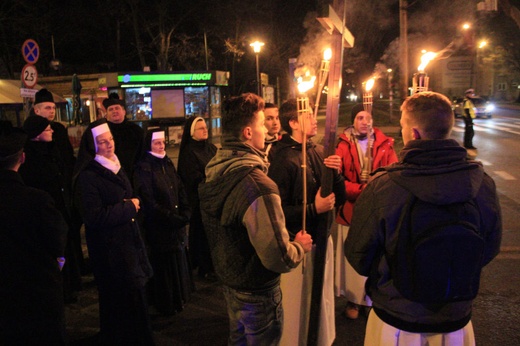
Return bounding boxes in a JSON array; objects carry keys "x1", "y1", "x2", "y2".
[{"x1": 199, "y1": 93, "x2": 313, "y2": 345}]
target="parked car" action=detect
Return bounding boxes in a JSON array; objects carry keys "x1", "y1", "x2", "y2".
[{"x1": 452, "y1": 97, "x2": 494, "y2": 118}]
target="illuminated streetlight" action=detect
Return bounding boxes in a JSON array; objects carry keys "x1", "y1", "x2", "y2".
[
  {"x1": 478, "y1": 40, "x2": 487, "y2": 49},
  {"x1": 250, "y1": 41, "x2": 264, "y2": 96},
  {"x1": 462, "y1": 23, "x2": 471, "y2": 30}
]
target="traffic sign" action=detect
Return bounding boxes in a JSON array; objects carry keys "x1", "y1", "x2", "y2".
[
  {"x1": 20, "y1": 88, "x2": 38, "y2": 98},
  {"x1": 21, "y1": 64, "x2": 38, "y2": 88},
  {"x1": 22, "y1": 39, "x2": 39, "y2": 64}
]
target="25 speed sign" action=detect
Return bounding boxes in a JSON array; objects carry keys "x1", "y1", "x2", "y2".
[{"x1": 21, "y1": 64, "x2": 38, "y2": 89}]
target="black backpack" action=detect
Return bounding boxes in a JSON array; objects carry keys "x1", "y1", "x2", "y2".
[{"x1": 389, "y1": 193, "x2": 485, "y2": 304}]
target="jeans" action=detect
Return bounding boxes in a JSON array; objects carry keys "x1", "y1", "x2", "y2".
[{"x1": 222, "y1": 285, "x2": 283, "y2": 346}]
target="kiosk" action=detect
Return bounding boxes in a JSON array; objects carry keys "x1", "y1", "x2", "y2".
[{"x1": 117, "y1": 71, "x2": 229, "y2": 144}]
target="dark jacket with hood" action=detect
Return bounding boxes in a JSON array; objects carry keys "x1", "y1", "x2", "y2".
[
  {"x1": 268, "y1": 133, "x2": 347, "y2": 238},
  {"x1": 198, "y1": 141, "x2": 306, "y2": 291},
  {"x1": 345, "y1": 139, "x2": 502, "y2": 333}
]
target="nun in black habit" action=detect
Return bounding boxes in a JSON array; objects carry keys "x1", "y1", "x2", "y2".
[
  {"x1": 134, "y1": 129, "x2": 193, "y2": 315},
  {"x1": 177, "y1": 116, "x2": 217, "y2": 279},
  {"x1": 73, "y1": 118, "x2": 154, "y2": 345}
]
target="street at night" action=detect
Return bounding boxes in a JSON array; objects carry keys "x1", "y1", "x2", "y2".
[
  {"x1": 64, "y1": 104, "x2": 520, "y2": 346},
  {"x1": 2, "y1": 0, "x2": 520, "y2": 345}
]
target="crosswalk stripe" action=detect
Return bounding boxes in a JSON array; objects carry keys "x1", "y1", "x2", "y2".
[{"x1": 493, "y1": 171, "x2": 516, "y2": 180}]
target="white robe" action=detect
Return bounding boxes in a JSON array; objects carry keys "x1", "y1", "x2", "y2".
[
  {"x1": 364, "y1": 309, "x2": 476, "y2": 346},
  {"x1": 280, "y1": 236, "x2": 335, "y2": 346},
  {"x1": 334, "y1": 224, "x2": 372, "y2": 306}
]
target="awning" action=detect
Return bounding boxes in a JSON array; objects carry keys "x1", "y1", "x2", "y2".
[{"x1": 0, "y1": 80, "x2": 67, "y2": 104}]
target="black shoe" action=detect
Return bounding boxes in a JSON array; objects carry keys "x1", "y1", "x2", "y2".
[{"x1": 465, "y1": 146, "x2": 477, "y2": 150}]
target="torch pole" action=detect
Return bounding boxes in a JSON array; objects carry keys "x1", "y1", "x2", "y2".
[{"x1": 297, "y1": 96, "x2": 310, "y2": 233}]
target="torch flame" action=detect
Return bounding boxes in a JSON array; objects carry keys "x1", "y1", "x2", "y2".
[
  {"x1": 418, "y1": 51, "x2": 437, "y2": 72},
  {"x1": 323, "y1": 48, "x2": 332, "y2": 61},
  {"x1": 365, "y1": 78, "x2": 375, "y2": 92},
  {"x1": 297, "y1": 70, "x2": 316, "y2": 94}
]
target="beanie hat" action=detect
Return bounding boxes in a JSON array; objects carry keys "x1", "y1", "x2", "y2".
[
  {"x1": 350, "y1": 104, "x2": 365, "y2": 124},
  {"x1": 34, "y1": 88, "x2": 54, "y2": 105},
  {"x1": 0, "y1": 121, "x2": 27, "y2": 158},
  {"x1": 102, "y1": 93, "x2": 126, "y2": 109},
  {"x1": 23, "y1": 115, "x2": 50, "y2": 139}
]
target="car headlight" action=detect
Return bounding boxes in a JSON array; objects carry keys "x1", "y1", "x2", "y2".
[{"x1": 485, "y1": 104, "x2": 495, "y2": 112}]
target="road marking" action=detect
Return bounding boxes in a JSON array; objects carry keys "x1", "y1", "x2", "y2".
[
  {"x1": 493, "y1": 171, "x2": 516, "y2": 180},
  {"x1": 476, "y1": 123, "x2": 520, "y2": 135},
  {"x1": 479, "y1": 159, "x2": 492, "y2": 166},
  {"x1": 496, "y1": 246, "x2": 520, "y2": 260},
  {"x1": 452, "y1": 127, "x2": 464, "y2": 133}
]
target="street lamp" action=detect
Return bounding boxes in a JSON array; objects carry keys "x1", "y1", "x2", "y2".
[{"x1": 250, "y1": 41, "x2": 264, "y2": 96}]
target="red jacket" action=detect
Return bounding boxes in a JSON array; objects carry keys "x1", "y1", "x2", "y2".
[{"x1": 335, "y1": 127, "x2": 398, "y2": 225}]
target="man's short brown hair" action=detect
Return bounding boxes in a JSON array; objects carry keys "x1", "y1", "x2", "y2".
[
  {"x1": 401, "y1": 92, "x2": 454, "y2": 139},
  {"x1": 222, "y1": 93, "x2": 264, "y2": 141}
]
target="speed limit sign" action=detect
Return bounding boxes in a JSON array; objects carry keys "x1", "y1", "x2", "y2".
[{"x1": 21, "y1": 64, "x2": 38, "y2": 89}]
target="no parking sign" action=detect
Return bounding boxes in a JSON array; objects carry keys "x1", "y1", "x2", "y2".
[{"x1": 21, "y1": 39, "x2": 39, "y2": 64}]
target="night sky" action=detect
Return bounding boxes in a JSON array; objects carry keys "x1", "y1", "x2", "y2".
[{"x1": 1, "y1": 0, "x2": 518, "y2": 95}]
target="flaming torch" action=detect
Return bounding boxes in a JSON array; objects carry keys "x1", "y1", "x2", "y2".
[
  {"x1": 362, "y1": 77, "x2": 375, "y2": 114},
  {"x1": 296, "y1": 70, "x2": 316, "y2": 233},
  {"x1": 313, "y1": 48, "x2": 332, "y2": 118},
  {"x1": 360, "y1": 78, "x2": 375, "y2": 183},
  {"x1": 413, "y1": 51, "x2": 436, "y2": 93}
]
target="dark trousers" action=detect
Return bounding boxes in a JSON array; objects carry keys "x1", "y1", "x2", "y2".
[{"x1": 463, "y1": 116, "x2": 474, "y2": 148}]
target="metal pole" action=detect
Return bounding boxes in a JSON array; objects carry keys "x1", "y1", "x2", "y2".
[
  {"x1": 256, "y1": 53, "x2": 261, "y2": 96},
  {"x1": 400, "y1": 0, "x2": 408, "y2": 100},
  {"x1": 204, "y1": 31, "x2": 209, "y2": 71}
]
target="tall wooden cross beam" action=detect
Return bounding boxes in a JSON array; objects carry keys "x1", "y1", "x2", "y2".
[{"x1": 307, "y1": 1, "x2": 354, "y2": 345}]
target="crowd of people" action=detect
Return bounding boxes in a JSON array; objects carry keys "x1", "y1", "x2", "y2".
[{"x1": 0, "y1": 88, "x2": 502, "y2": 346}]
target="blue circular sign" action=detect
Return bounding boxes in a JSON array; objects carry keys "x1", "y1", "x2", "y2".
[{"x1": 22, "y1": 39, "x2": 39, "y2": 64}]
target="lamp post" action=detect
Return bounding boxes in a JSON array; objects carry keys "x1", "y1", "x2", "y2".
[
  {"x1": 387, "y1": 68, "x2": 393, "y2": 121},
  {"x1": 476, "y1": 40, "x2": 487, "y2": 94},
  {"x1": 250, "y1": 41, "x2": 264, "y2": 96},
  {"x1": 462, "y1": 23, "x2": 476, "y2": 89}
]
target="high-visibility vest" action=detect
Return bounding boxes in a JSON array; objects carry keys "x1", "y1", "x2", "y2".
[{"x1": 463, "y1": 98, "x2": 476, "y2": 119}]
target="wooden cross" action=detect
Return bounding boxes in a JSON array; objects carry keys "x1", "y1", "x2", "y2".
[{"x1": 307, "y1": 2, "x2": 354, "y2": 345}]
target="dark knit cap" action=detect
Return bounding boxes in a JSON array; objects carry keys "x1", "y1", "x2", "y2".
[
  {"x1": 23, "y1": 115, "x2": 50, "y2": 139},
  {"x1": 34, "y1": 88, "x2": 54, "y2": 105},
  {"x1": 102, "y1": 93, "x2": 126, "y2": 109},
  {"x1": 0, "y1": 121, "x2": 27, "y2": 157},
  {"x1": 350, "y1": 103, "x2": 365, "y2": 124}
]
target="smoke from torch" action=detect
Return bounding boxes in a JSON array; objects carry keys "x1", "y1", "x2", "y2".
[{"x1": 313, "y1": 48, "x2": 332, "y2": 118}]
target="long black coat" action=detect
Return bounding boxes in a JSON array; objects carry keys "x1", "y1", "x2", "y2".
[
  {"x1": 77, "y1": 160, "x2": 152, "y2": 287},
  {"x1": 19, "y1": 140, "x2": 72, "y2": 221},
  {"x1": 0, "y1": 170, "x2": 67, "y2": 344},
  {"x1": 177, "y1": 138, "x2": 216, "y2": 271},
  {"x1": 134, "y1": 153, "x2": 191, "y2": 252},
  {"x1": 107, "y1": 120, "x2": 144, "y2": 181}
]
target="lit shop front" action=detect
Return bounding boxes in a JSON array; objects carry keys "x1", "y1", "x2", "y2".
[{"x1": 117, "y1": 71, "x2": 229, "y2": 144}]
